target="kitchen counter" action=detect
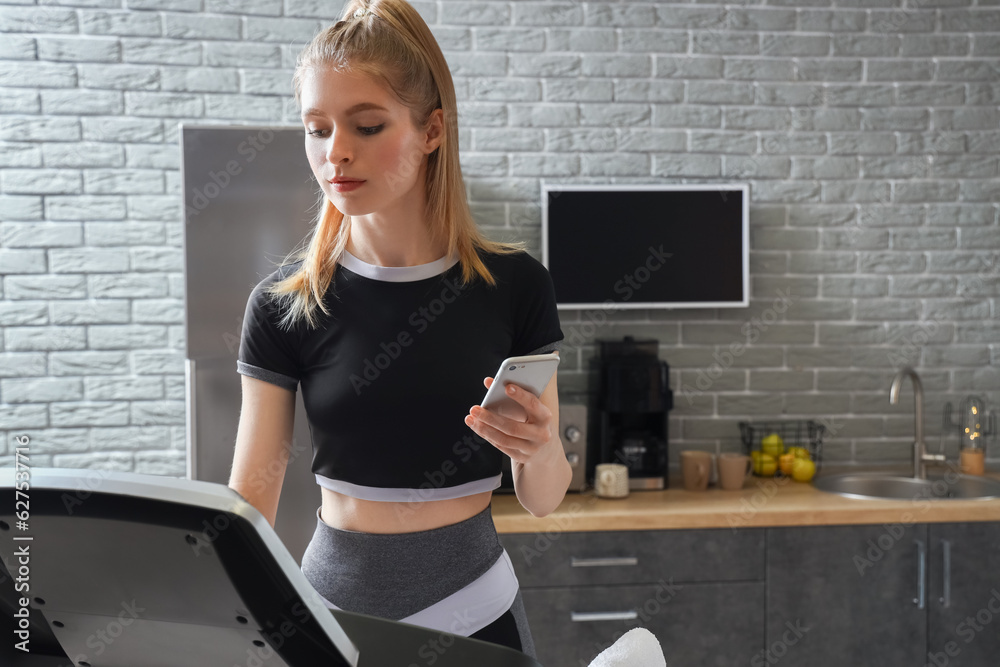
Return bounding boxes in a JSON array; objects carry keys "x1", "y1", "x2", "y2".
[{"x1": 491, "y1": 465, "x2": 1000, "y2": 533}]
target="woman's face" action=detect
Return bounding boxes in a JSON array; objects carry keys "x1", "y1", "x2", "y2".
[{"x1": 299, "y1": 66, "x2": 442, "y2": 217}]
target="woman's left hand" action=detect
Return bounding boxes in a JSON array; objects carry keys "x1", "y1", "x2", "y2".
[{"x1": 465, "y1": 377, "x2": 557, "y2": 465}]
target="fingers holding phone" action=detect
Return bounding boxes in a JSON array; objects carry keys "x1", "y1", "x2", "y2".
[
  {"x1": 465, "y1": 352, "x2": 560, "y2": 463},
  {"x1": 479, "y1": 353, "x2": 559, "y2": 422}
]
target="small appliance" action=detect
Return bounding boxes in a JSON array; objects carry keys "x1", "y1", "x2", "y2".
[
  {"x1": 588, "y1": 336, "x2": 673, "y2": 490},
  {"x1": 498, "y1": 402, "x2": 589, "y2": 493}
]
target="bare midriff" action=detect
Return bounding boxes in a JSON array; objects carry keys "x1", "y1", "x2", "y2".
[{"x1": 319, "y1": 486, "x2": 494, "y2": 534}]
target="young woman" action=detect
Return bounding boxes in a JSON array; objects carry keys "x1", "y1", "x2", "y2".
[{"x1": 228, "y1": 0, "x2": 571, "y2": 657}]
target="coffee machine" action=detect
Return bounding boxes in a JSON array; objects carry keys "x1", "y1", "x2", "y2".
[{"x1": 589, "y1": 336, "x2": 673, "y2": 489}]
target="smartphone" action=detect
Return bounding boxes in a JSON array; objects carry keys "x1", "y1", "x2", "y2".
[{"x1": 481, "y1": 352, "x2": 560, "y2": 422}]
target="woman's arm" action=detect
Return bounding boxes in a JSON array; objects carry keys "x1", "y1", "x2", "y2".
[
  {"x1": 509, "y1": 366, "x2": 572, "y2": 517},
  {"x1": 467, "y1": 351, "x2": 572, "y2": 518},
  {"x1": 228, "y1": 375, "x2": 296, "y2": 528}
]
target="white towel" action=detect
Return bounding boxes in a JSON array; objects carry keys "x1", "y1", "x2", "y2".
[{"x1": 587, "y1": 627, "x2": 666, "y2": 667}]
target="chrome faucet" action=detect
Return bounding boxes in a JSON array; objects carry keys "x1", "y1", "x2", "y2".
[{"x1": 889, "y1": 367, "x2": 945, "y2": 479}]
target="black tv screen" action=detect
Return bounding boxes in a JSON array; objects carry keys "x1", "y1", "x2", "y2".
[{"x1": 541, "y1": 184, "x2": 749, "y2": 310}]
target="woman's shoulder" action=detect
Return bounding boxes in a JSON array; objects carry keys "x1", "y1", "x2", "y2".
[
  {"x1": 247, "y1": 260, "x2": 306, "y2": 314},
  {"x1": 468, "y1": 248, "x2": 551, "y2": 297},
  {"x1": 475, "y1": 247, "x2": 544, "y2": 275},
  {"x1": 253, "y1": 259, "x2": 305, "y2": 290}
]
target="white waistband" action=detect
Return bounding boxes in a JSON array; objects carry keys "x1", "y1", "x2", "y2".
[
  {"x1": 315, "y1": 548, "x2": 519, "y2": 637},
  {"x1": 314, "y1": 473, "x2": 502, "y2": 502}
]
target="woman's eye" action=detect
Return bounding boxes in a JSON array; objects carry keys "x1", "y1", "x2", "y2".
[{"x1": 306, "y1": 125, "x2": 384, "y2": 137}]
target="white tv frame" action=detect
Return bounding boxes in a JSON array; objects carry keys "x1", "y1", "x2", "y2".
[{"x1": 540, "y1": 182, "x2": 750, "y2": 310}]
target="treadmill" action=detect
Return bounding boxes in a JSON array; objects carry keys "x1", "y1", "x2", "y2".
[{"x1": 0, "y1": 467, "x2": 542, "y2": 666}]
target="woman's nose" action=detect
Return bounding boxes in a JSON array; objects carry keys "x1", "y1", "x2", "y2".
[{"x1": 326, "y1": 127, "x2": 352, "y2": 164}]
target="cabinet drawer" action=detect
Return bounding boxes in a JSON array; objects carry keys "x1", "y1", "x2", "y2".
[
  {"x1": 500, "y1": 528, "x2": 763, "y2": 588},
  {"x1": 521, "y1": 581, "x2": 764, "y2": 667}
]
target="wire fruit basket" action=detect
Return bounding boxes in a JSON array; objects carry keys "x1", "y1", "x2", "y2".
[{"x1": 738, "y1": 420, "x2": 825, "y2": 477}]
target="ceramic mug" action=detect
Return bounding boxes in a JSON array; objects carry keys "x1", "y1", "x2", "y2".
[
  {"x1": 680, "y1": 450, "x2": 713, "y2": 492},
  {"x1": 595, "y1": 463, "x2": 630, "y2": 498},
  {"x1": 718, "y1": 453, "x2": 753, "y2": 491}
]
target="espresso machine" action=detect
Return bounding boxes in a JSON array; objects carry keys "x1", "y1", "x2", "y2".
[{"x1": 588, "y1": 336, "x2": 673, "y2": 489}]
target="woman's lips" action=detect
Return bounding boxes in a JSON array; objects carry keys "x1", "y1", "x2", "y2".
[{"x1": 331, "y1": 180, "x2": 365, "y2": 193}]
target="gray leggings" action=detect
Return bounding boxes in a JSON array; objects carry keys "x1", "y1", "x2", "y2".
[{"x1": 300, "y1": 503, "x2": 535, "y2": 657}]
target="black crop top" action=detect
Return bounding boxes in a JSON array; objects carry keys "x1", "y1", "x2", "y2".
[{"x1": 237, "y1": 248, "x2": 564, "y2": 502}]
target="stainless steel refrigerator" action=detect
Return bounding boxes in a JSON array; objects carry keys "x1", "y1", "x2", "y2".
[{"x1": 181, "y1": 124, "x2": 322, "y2": 562}]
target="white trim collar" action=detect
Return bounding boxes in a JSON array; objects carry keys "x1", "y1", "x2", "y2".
[{"x1": 339, "y1": 249, "x2": 460, "y2": 282}]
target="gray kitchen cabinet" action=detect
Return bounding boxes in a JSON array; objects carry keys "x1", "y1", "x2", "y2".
[
  {"x1": 500, "y1": 520, "x2": 999, "y2": 666},
  {"x1": 927, "y1": 522, "x2": 1000, "y2": 666},
  {"x1": 767, "y1": 524, "x2": 930, "y2": 667},
  {"x1": 520, "y1": 582, "x2": 763, "y2": 667},
  {"x1": 500, "y1": 528, "x2": 766, "y2": 667}
]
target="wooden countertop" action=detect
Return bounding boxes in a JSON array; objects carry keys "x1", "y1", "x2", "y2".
[{"x1": 491, "y1": 466, "x2": 1000, "y2": 533}]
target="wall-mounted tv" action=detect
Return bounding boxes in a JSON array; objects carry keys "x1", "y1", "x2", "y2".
[{"x1": 541, "y1": 183, "x2": 750, "y2": 310}]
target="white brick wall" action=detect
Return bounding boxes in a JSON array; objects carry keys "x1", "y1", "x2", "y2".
[{"x1": 1, "y1": 0, "x2": 998, "y2": 473}]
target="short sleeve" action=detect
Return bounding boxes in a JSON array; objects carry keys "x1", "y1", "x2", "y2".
[
  {"x1": 510, "y1": 252, "x2": 565, "y2": 357},
  {"x1": 237, "y1": 278, "x2": 301, "y2": 393}
]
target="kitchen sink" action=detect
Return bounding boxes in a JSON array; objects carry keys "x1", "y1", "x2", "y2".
[{"x1": 813, "y1": 472, "x2": 1000, "y2": 500}]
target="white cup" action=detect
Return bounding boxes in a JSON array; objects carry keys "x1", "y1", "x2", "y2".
[{"x1": 595, "y1": 463, "x2": 629, "y2": 499}]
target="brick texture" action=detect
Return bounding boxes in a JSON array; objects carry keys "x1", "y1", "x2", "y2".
[{"x1": 0, "y1": 0, "x2": 998, "y2": 472}]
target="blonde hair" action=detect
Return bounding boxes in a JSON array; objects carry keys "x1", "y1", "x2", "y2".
[{"x1": 266, "y1": 0, "x2": 526, "y2": 331}]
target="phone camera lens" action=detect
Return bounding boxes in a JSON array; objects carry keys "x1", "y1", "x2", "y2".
[{"x1": 508, "y1": 365, "x2": 516, "y2": 371}]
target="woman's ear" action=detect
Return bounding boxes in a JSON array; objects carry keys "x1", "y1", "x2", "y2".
[{"x1": 423, "y1": 108, "x2": 444, "y2": 154}]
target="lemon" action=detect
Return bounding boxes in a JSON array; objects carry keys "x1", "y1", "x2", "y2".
[
  {"x1": 753, "y1": 452, "x2": 777, "y2": 477},
  {"x1": 787, "y1": 446, "x2": 810, "y2": 459},
  {"x1": 761, "y1": 433, "x2": 784, "y2": 458},
  {"x1": 791, "y1": 457, "x2": 816, "y2": 482}
]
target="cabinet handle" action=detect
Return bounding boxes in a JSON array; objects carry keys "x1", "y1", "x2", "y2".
[
  {"x1": 940, "y1": 539, "x2": 951, "y2": 608},
  {"x1": 914, "y1": 540, "x2": 926, "y2": 610},
  {"x1": 570, "y1": 556, "x2": 638, "y2": 568},
  {"x1": 571, "y1": 610, "x2": 638, "y2": 622}
]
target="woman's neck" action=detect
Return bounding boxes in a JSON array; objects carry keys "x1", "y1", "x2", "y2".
[{"x1": 346, "y1": 220, "x2": 448, "y2": 268}]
